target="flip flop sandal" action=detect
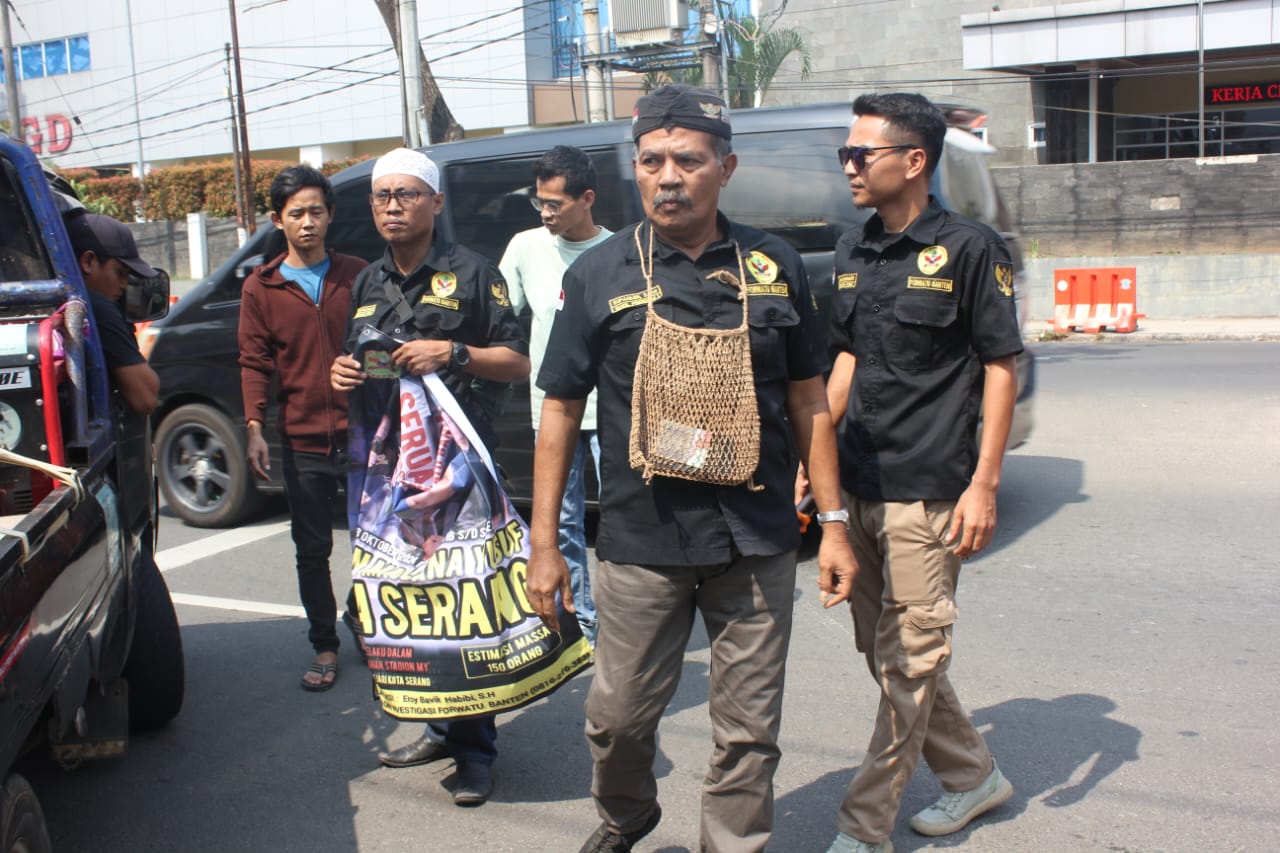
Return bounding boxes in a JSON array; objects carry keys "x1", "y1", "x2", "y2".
[{"x1": 301, "y1": 661, "x2": 338, "y2": 692}]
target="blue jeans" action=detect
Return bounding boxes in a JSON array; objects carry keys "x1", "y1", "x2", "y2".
[{"x1": 538, "y1": 429, "x2": 600, "y2": 642}]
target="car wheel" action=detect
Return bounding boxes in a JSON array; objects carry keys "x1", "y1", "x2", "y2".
[
  {"x1": 0, "y1": 774, "x2": 51, "y2": 853},
  {"x1": 154, "y1": 403, "x2": 260, "y2": 528},
  {"x1": 123, "y1": 551, "x2": 185, "y2": 732}
]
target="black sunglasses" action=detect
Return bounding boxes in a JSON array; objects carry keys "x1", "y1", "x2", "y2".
[{"x1": 836, "y1": 144, "x2": 917, "y2": 171}]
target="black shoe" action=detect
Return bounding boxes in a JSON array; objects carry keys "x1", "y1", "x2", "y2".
[
  {"x1": 342, "y1": 611, "x2": 368, "y2": 664},
  {"x1": 377, "y1": 736, "x2": 450, "y2": 769},
  {"x1": 452, "y1": 761, "x2": 493, "y2": 806},
  {"x1": 579, "y1": 804, "x2": 662, "y2": 853}
]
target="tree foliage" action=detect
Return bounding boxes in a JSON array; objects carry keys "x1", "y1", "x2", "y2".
[{"x1": 645, "y1": 6, "x2": 812, "y2": 109}]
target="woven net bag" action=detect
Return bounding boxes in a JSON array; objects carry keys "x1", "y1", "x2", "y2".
[{"x1": 628, "y1": 225, "x2": 762, "y2": 489}]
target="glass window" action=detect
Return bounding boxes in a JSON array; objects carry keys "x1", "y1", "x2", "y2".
[
  {"x1": 720, "y1": 127, "x2": 864, "y2": 252},
  {"x1": 68, "y1": 36, "x2": 90, "y2": 73},
  {"x1": 326, "y1": 179, "x2": 386, "y2": 265},
  {"x1": 0, "y1": 159, "x2": 54, "y2": 283},
  {"x1": 940, "y1": 143, "x2": 997, "y2": 224},
  {"x1": 44, "y1": 40, "x2": 67, "y2": 76},
  {"x1": 445, "y1": 148, "x2": 628, "y2": 264},
  {"x1": 19, "y1": 44, "x2": 43, "y2": 80}
]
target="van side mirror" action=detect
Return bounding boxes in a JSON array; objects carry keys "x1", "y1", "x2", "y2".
[
  {"x1": 236, "y1": 254, "x2": 265, "y2": 280},
  {"x1": 125, "y1": 268, "x2": 172, "y2": 323}
]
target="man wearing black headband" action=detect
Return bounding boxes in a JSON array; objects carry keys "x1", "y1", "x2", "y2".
[{"x1": 526, "y1": 85, "x2": 857, "y2": 853}]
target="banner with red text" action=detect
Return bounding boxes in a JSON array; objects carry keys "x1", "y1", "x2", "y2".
[{"x1": 346, "y1": 370, "x2": 591, "y2": 720}]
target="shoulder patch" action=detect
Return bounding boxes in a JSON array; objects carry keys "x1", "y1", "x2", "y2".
[
  {"x1": 353, "y1": 304, "x2": 377, "y2": 319},
  {"x1": 745, "y1": 251, "x2": 778, "y2": 284},
  {"x1": 490, "y1": 280, "x2": 511, "y2": 308},
  {"x1": 608, "y1": 285, "x2": 662, "y2": 314},
  {"x1": 993, "y1": 262, "x2": 1014, "y2": 297},
  {"x1": 431, "y1": 272, "x2": 457, "y2": 298},
  {"x1": 917, "y1": 245, "x2": 949, "y2": 276},
  {"x1": 837, "y1": 273, "x2": 858, "y2": 290}
]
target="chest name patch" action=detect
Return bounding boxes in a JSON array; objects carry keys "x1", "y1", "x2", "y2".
[
  {"x1": 420, "y1": 294, "x2": 460, "y2": 311},
  {"x1": 608, "y1": 285, "x2": 663, "y2": 314},
  {"x1": 907, "y1": 276, "x2": 954, "y2": 293},
  {"x1": 746, "y1": 283, "x2": 789, "y2": 297},
  {"x1": 353, "y1": 304, "x2": 377, "y2": 319},
  {"x1": 837, "y1": 273, "x2": 858, "y2": 290}
]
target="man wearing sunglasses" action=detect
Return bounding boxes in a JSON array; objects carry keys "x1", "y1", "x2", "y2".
[
  {"x1": 822, "y1": 94, "x2": 1023, "y2": 853},
  {"x1": 499, "y1": 145, "x2": 612, "y2": 647},
  {"x1": 330, "y1": 148, "x2": 530, "y2": 807}
]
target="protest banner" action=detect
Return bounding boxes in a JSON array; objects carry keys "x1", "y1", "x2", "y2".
[{"x1": 346, "y1": 362, "x2": 591, "y2": 720}]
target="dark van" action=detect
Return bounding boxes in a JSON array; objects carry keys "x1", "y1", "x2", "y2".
[{"x1": 143, "y1": 102, "x2": 1034, "y2": 527}]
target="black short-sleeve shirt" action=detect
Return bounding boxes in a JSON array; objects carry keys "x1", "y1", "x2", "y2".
[
  {"x1": 538, "y1": 215, "x2": 829, "y2": 566},
  {"x1": 828, "y1": 196, "x2": 1024, "y2": 502},
  {"x1": 89, "y1": 291, "x2": 146, "y2": 369},
  {"x1": 344, "y1": 238, "x2": 527, "y2": 449}
]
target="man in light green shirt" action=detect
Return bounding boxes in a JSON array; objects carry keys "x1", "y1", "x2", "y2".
[{"x1": 500, "y1": 146, "x2": 612, "y2": 643}]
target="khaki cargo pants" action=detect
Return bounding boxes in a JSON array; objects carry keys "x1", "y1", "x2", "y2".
[
  {"x1": 838, "y1": 498, "x2": 993, "y2": 843},
  {"x1": 586, "y1": 551, "x2": 797, "y2": 853}
]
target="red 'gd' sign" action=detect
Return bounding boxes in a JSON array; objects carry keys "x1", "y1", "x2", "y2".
[
  {"x1": 1207, "y1": 83, "x2": 1280, "y2": 104},
  {"x1": 21, "y1": 114, "x2": 74, "y2": 154}
]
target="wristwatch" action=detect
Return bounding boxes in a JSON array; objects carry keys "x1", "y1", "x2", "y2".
[
  {"x1": 450, "y1": 341, "x2": 471, "y2": 369},
  {"x1": 815, "y1": 508, "x2": 850, "y2": 527}
]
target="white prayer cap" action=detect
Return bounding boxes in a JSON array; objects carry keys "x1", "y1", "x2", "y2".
[{"x1": 372, "y1": 148, "x2": 439, "y2": 192}]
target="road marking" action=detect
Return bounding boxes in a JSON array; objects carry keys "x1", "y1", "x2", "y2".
[
  {"x1": 156, "y1": 519, "x2": 292, "y2": 573},
  {"x1": 170, "y1": 593, "x2": 305, "y2": 618}
]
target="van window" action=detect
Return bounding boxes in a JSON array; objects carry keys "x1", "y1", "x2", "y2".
[
  {"x1": 940, "y1": 144, "x2": 997, "y2": 225},
  {"x1": 719, "y1": 128, "x2": 864, "y2": 251},
  {"x1": 445, "y1": 148, "x2": 629, "y2": 264},
  {"x1": 0, "y1": 160, "x2": 53, "y2": 282},
  {"x1": 328, "y1": 178, "x2": 387, "y2": 263}
]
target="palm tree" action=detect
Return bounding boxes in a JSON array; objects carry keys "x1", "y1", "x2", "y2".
[{"x1": 643, "y1": 6, "x2": 811, "y2": 110}]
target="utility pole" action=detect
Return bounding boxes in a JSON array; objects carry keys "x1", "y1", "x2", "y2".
[
  {"x1": 1, "y1": 0, "x2": 20, "y2": 142},
  {"x1": 700, "y1": 2, "x2": 722, "y2": 95},
  {"x1": 124, "y1": 0, "x2": 146, "y2": 216},
  {"x1": 398, "y1": 0, "x2": 425, "y2": 147},
  {"x1": 1197, "y1": 0, "x2": 1205, "y2": 158},
  {"x1": 225, "y1": 43, "x2": 247, "y2": 244},
  {"x1": 228, "y1": 0, "x2": 255, "y2": 234},
  {"x1": 582, "y1": 0, "x2": 607, "y2": 124}
]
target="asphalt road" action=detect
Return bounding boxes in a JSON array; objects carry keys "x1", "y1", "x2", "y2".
[{"x1": 22, "y1": 341, "x2": 1280, "y2": 853}]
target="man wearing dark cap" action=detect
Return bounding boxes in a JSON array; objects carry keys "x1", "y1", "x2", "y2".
[
  {"x1": 526, "y1": 85, "x2": 857, "y2": 853},
  {"x1": 65, "y1": 212, "x2": 161, "y2": 414}
]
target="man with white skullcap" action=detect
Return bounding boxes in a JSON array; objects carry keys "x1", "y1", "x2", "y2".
[{"x1": 331, "y1": 147, "x2": 530, "y2": 806}]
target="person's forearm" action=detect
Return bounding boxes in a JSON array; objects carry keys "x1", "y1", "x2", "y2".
[
  {"x1": 972, "y1": 355, "x2": 1017, "y2": 490},
  {"x1": 826, "y1": 351, "x2": 855, "y2": 421},
  {"x1": 787, "y1": 376, "x2": 845, "y2": 516},
  {"x1": 457, "y1": 344, "x2": 530, "y2": 383},
  {"x1": 530, "y1": 397, "x2": 586, "y2": 550}
]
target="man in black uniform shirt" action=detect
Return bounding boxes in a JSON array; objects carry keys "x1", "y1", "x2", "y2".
[
  {"x1": 526, "y1": 85, "x2": 857, "y2": 853},
  {"x1": 821, "y1": 94, "x2": 1023, "y2": 853},
  {"x1": 329, "y1": 148, "x2": 529, "y2": 807},
  {"x1": 65, "y1": 212, "x2": 161, "y2": 414}
]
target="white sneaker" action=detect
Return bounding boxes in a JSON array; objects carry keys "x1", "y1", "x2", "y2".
[
  {"x1": 825, "y1": 832, "x2": 893, "y2": 853},
  {"x1": 909, "y1": 759, "x2": 1013, "y2": 837}
]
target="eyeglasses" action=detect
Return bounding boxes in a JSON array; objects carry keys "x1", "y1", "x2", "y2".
[
  {"x1": 836, "y1": 144, "x2": 918, "y2": 171},
  {"x1": 369, "y1": 189, "x2": 429, "y2": 208},
  {"x1": 529, "y1": 196, "x2": 563, "y2": 215}
]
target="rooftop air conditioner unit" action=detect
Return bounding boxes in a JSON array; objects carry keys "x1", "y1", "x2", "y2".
[{"x1": 610, "y1": 0, "x2": 688, "y2": 49}]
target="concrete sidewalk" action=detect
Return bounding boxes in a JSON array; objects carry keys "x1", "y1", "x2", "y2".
[{"x1": 1025, "y1": 316, "x2": 1280, "y2": 342}]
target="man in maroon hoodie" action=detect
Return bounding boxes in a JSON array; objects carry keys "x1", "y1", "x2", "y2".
[{"x1": 239, "y1": 165, "x2": 368, "y2": 691}]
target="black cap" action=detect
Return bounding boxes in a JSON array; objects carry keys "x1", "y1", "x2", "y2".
[
  {"x1": 65, "y1": 212, "x2": 159, "y2": 278},
  {"x1": 632, "y1": 84, "x2": 731, "y2": 143}
]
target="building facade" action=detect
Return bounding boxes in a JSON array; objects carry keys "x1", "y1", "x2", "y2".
[
  {"x1": 1, "y1": 0, "x2": 557, "y2": 172},
  {"x1": 761, "y1": 0, "x2": 1280, "y2": 167}
]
